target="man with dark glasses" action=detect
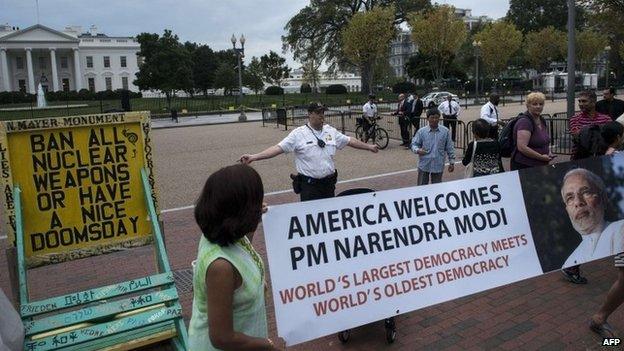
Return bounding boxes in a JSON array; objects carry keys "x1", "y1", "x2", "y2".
[{"x1": 240, "y1": 102, "x2": 379, "y2": 201}]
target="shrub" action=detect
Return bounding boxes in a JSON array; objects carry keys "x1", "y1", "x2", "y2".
[
  {"x1": 392, "y1": 81, "x2": 416, "y2": 94},
  {"x1": 325, "y1": 84, "x2": 347, "y2": 94},
  {"x1": 300, "y1": 83, "x2": 312, "y2": 94},
  {"x1": 265, "y1": 86, "x2": 284, "y2": 95}
]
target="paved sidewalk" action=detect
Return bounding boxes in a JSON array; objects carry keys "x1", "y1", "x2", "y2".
[{"x1": 1, "y1": 163, "x2": 620, "y2": 351}]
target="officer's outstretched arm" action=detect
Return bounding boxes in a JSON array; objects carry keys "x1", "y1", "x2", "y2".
[
  {"x1": 240, "y1": 145, "x2": 284, "y2": 164},
  {"x1": 347, "y1": 137, "x2": 379, "y2": 153}
]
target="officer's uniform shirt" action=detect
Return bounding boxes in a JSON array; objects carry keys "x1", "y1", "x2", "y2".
[
  {"x1": 362, "y1": 101, "x2": 377, "y2": 118},
  {"x1": 278, "y1": 124, "x2": 350, "y2": 179},
  {"x1": 480, "y1": 101, "x2": 499, "y2": 126},
  {"x1": 438, "y1": 100, "x2": 461, "y2": 117}
]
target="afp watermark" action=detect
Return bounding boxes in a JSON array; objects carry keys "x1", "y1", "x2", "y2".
[{"x1": 602, "y1": 338, "x2": 621, "y2": 346}]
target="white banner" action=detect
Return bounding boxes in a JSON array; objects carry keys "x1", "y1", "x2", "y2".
[{"x1": 263, "y1": 153, "x2": 624, "y2": 346}]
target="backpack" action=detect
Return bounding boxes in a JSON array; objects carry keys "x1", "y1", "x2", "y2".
[{"x1": 498, "y1": 113, "x2": 536, "y2": 158}]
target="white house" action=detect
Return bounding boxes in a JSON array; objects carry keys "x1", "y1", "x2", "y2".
[
  {"x1": 281, "y1": 69, "x2": 361, "y2": 93},
  {"x1": 0, "y1": 24, "x2": 140, "y2": 94}
]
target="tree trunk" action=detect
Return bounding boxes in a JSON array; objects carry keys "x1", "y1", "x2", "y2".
[
  {"x1": 165, "y1": 91, "x2": 171, "y2": 110},
  {"x1": 361, "y1": 61, "x2": 373, "y2": 94}
]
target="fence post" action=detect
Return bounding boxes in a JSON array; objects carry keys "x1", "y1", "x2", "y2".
[
  {"x1": 340, "y1": 112, "x2": 345, "y2": 134},
  {"x1": 100, "y1": 98, "x2": 103, "y2": 113}
]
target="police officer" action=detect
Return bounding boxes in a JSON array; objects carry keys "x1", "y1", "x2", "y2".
[
  {"x1": 240, "y1": 102, "x2": 379, "y2": 201},
  {"x1": 480, "y1": 94, "x2": 504, "y2": 139}
]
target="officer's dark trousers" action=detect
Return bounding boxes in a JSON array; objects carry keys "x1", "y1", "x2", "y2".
[
  {"x1": 300, "y1": 182, "x2": 335, "y2": 201},
  {"x1": 443, "y1": 114, "x2": 458, "y2": 141},
  {"x1": 399, "y1": 116, "x2": 411, "y2": 144}
]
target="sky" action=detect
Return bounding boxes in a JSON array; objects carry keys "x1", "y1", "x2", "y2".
[{"x1": 2, "y1": 0, "x2": 510, "y2": 68}]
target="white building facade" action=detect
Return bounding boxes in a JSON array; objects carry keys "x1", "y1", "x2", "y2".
[
  {"x1": 282, "y1": 69, "x2": 361, "y2": 93},
  {"x1": 0, "y1": 24, "x2": 140, "y2": 94}
]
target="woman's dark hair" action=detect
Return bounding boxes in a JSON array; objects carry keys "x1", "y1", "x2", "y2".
[
  {"x1": 194, "y1": 164, "x2": 264, "y2": 246},
  {"x1": 601, "y1": 121, "x2": 624, "y2": 146},
  {"x1": 472, "y1": 119, "x2": 490, "y2": 139}
]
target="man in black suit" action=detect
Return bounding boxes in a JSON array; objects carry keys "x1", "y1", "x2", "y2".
[
  {"x1": 393, "y1": 93, "x2": 411, "y2": 147},
  {"x1": 596, "y1": 87, "x2": 624, "y2": 121},
  {"x1": 408, "y1": 92, "x2": 424, "y2": 133}
]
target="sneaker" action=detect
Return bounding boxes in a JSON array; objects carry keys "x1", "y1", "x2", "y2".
[{"x1": 562, "y1": 269, "x2": 588, "y2": 284}]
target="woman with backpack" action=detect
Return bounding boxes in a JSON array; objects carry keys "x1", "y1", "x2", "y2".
[{"x1": 511, "y1": 92, "x2": 556, "y2": 170}]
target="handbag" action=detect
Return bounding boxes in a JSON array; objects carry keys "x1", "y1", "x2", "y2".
[{"x1": 464, "y1": 140, "x2": 478, "y2": 178}]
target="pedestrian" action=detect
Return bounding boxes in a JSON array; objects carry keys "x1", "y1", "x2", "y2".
[
  {"x1": 596, "y1": 87, "x2": 624, "y2": 121},
  {"x1": 362, "y1": 94, "x2": 378, "y2": 143},
  {"x1": 437, "y1": 95, "x2": 461, "y2": 142},
  {"x1": 480, "y1": 93, "x2": 505, "y2": 139},
  {"x1": 188, "y1": 164, "x2": 284, "y2": 351},
  {"x1": 462, "y1": 119, "x2": 504, "y2": 177},
  {"x1": 411, "y1": 108, "x2": 455, "y2": 185},
  {"x1": 408, "y1": 92, "x2": 424, "y2": 133},
  {"x1": 393, "y1": 93, "x2": 411, "y2": 147},
  {"x1": 602, "y1": 121, "x2": 624, "y2": 155},
  {"x1": 240, "y1": 102, "x2": 379, "y2": 201},
  {"x1": 510, "y1": 92, "x2": 555, "y2": 170}
]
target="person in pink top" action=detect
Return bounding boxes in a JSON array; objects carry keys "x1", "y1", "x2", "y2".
[{"x1": 570, "y1": 91, "x2": 612, "y2": 140}]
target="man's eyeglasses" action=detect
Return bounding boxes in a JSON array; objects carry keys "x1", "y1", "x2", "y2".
[{"x1": 564, "y1": 188, "x2": 599, "y2": 206}]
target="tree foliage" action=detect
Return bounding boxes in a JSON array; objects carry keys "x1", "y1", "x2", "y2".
[
  {"x1": 524, "y1": 26, "x2": 567, "y2": 71},
  {"x1": 213, "y1": 63, "x2": 237, "y2": 95},
  {"x1": 259, "y1": 51, "x2": 290, "y2": 87},
  {"x1": 576, "y1": 30, "x2": 608, "y2": 71},
  {"x1": 244, "y1": 57, "x2": 265, "y2": 94},
  {"x1": 187, "y1": 43, "x2": 218, "y2": 96},
  {"x1": 506, "y1": 0, "x2": 587, "y2": 34},
  {"x1": 409, "y1": 5, "x2": 467, "y2": 82},
  {"x1": 474, "y1": 21, "x2": 523, "y2": 76},
  {"x1": 341, "y1": 7, "x2": 397, "y2": 93},
  {"x1": 134, "y1": 30, "x2": 193, "y2": 103},
  {"x1": 283, "y1": 0, "x2": 431, "y2": 89}
]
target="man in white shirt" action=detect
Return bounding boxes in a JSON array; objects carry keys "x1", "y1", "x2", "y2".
[
  {"x1": 361, "y1": 94, "x2": 378, "y2": 143},
  {"x1": 240, "y1": 102, "x2": 379, "y2": 201},
  {"x1": 437, "y1": 95, "x2": 461, "y2": 142},
  {"x1": 561, "y1": 168, "x2": 624, "y2": 268},
  {"x1": 480, "y1": 94, "x2": 505, "y2": 139}
]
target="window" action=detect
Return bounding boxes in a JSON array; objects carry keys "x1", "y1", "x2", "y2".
[
  {"x1": 105, "y1": 77, "x2": 112, "y2": 90},
  {"x1": 121, "y1": 76, "x2": 128, "y2": 90},
  {"x1": 86, "y1": 56, "x2": 93, "y2": 68},
  {"x1": 88, "y1": 78, "x2": 95, "y2": 92},
  {"x1": 39, "y1": 56, "x2": 46, "y2": 69},
  {"x1": 103, "y1": 56, "x2": 110, "y2": 68},
  {"x1": 16, "y1": 57, "x2": 24, "y2": 70},
  {"x1": 120, "y1": 56, "x2": 127, "y2": 68},
  {"x1": 18, "y1": 80, "x2": 26, "y2": 92},
  {"x1": 62, "y1": 79, "x2": 69, "y2": 92},
  {"x1": 60, "y1": 56, "x2": 68, "y2": 69}
]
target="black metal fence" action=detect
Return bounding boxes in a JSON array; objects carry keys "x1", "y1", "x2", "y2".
[{"x1": 262, "y1": 107, "x2": 575, "y2": 155}]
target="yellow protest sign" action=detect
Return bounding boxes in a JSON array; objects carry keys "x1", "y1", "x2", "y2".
[{"x1": 0, "y1": 112, "x2": 159, "y2": 267}]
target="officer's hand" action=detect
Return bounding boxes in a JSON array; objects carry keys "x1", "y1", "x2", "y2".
[
  {"x1": 239, "y1": 154, "x2": 254, "y2": 164},
  {"x1": 448, "y1": 164, "x2": 455, "y2": 172},
  {"x1": 370, "y1": 145, "x2": 379, "y2": 153}
]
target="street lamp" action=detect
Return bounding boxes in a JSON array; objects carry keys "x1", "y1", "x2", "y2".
[
  {"x1": 605, "y1": 45, "x2": 611, "y2": 89},
  {"x1": 231, "y1": 34, "x2": 247, "y2": 121},
  {"x1": 472, "y1": 40, "x2": 482, "y2": 98}
]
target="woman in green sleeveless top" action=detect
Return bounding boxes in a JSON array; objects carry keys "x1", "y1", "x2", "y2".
[{"x1": 188, "y1": 164, "x2": 282, "y2": 350}]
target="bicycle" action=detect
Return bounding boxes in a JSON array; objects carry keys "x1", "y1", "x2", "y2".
[{"x1": 355, "y1": 116, "x2": 389, "y2": 149}]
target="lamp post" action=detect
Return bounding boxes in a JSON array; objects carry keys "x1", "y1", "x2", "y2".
[
  {"x1": 605, "y1": 45, "x2": 611, "y2": 89},
  {"x1": 231, "y1": 34, "x2": 247, "y2": 121},
  {"x1": 472, "y1": 40, "x2": 482, "y2": 99}
]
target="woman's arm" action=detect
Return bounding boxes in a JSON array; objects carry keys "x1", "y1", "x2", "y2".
[
  {"x1": 516, "y1": 130, "x2": 550, "y2": 162},
  {"x1": 206, "y1": 259, "x2": 278, "y2": 351}
]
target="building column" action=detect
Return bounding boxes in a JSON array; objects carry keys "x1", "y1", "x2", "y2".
[
  {"x1": 0, "y1": 48, "x2": 10, "y2": 91},
  {"x1": 26, "y1": 48, "x2": 35, "y2": 94},
  {"x1": 73, "y1": 48, "x2": 82, "y2": 91},
  {"x1": 50, "y1": 48, "x2": 59, "y2": 92}
]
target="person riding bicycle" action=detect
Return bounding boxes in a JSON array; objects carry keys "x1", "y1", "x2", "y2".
[{"x1": 362, "y1": 94, "x2": 378, "y2": 142}]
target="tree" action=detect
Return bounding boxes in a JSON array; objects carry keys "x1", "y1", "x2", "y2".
[
  {"x1": 213, "y1": 63, "x2": 237, "y2": 95},
  {"x1": 134, "y1": 30, "x2": 193, "y2": 108},
  {"x1": 474, "y1": 21, "x2": 523, "y2": 77},
  {"x1": 581, "y1": 0, "x2": 624, "y2": 81},
  {"x1": 190, "y1": 44, "x2": 218, "y2": 96},
  {"x1": 576, "y1": 29, "x2": 608, "y2": 71},
  {"x1": 259, "y1": 51, "x2": 290, "y2": 87},
  {"x1": 524, "y1": 26, "x2": 567, "y2": 71},
  {"x1": 341, "y1": 7, "x2": 397, "y2": 93},
  {"x1": 283, "y1": 0, "x2": 432, "y2": 91},
  {"x1": 409, "y1": 5, "x2": 467, "y2": 82},
  {"x1": 405, "y1": 52, "x2": 435, "y2": 82},
  {"x1": 302, "y1": 59, "x2": 322, "y2": 93},
  {"x1": 244, "y1": 57, "x2": 265, "y2": 94},
  {"x1": 506, "y1": 0, "x2": 587, "y2": 34}
]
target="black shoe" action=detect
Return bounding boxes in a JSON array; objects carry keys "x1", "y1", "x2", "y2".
[
  {"x1": 400, "y1": 142, "x2": 410, "y2": 146},
  {"x1": 562, "y1": 269, "x2": 588, "y2": 284}
]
